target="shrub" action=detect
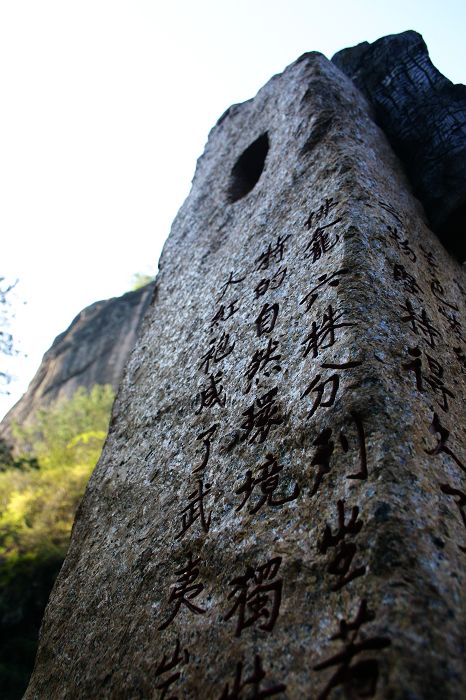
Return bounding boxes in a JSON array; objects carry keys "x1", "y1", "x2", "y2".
[{"x1": 0, "y1": 384, "x2": 114, "y2": 699}]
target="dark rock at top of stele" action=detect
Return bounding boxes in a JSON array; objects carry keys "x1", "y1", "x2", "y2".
[
  {"x1": 333, "y1": 30, "x2": 466, "y2": 262},
  {"x1": 0, "y1": 282, "x2": 155, "y2": 450}
]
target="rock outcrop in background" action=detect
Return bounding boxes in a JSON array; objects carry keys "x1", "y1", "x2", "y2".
[
  {"x1": 0, "y1": 282, "x2": 154, "y2": 449},
  {"x1": 25, "y1": 35, "x2": 466, "y2": 700}
]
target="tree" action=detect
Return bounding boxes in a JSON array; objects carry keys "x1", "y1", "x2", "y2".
[{"x1": 0, "y1": 277, "x2": 18, "y2": 393}]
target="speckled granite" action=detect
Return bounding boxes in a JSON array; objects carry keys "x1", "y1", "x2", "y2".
[{"x1": 25, "y1": 51, "x2": 466, "y2": 699}]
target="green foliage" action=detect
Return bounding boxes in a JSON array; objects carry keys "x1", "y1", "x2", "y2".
[
  {"x1": 0, "y1": 384, "x2": 114, "y2": 698},
  {"x1": 12, "y1": 384, "x2": 114, "y2": 471},
  {"x1": 130, "y1": 272, "x2": 154, "y2": 291}
]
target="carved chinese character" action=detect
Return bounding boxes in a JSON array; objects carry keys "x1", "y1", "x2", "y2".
[
  {"x1": 439, "y1": 306, "x2": 464, "y2": 343},
  {"x1": 402, "y1": 347, "x2": 454, "y2": 412},
  {"x1": 309, "y1": 413, "x2": 368, "y2": 496},
  {"x1": 211, "y1": 300, "x2": 240, "y2": 328},
  {"x1": 225, "y1": 557, "x2": 282, "y2": 637},
  {"x1": 305, "y1": 197, "x2": 338, "y2": 229},
  {"x1": 304, "y1": 219, "x2": 342, "y2": 263},
  {"x1": 424, "y1": 413, "x2": 465, "y2": 474},
  {"x1": 218, "y1": 271, "x2": 246, "y2": 301},
  {"x1": 195, "y1": 371, "x2": 226, "y2": 415},
  {"x1": 300, "y1": 269, "x2": 350, "y2": 313},
  {"x1": 318, "y1": 499, "x2": 366, "y2": 591},
  {"x1": 255, "y1": 266, "x2": 287, "y2": 298},
  {"x1": 199, "y1": 333, "x2": 235, "y2": 374},
  {"x1": 241, "y1": 387, "x2": 284, "y2": 443},
  {"x1": 340, "y1": 412, "x2": 368, "y2": 480},
  {"x1": 194, "y1": 423, "x2": 218, "y2": 474},
  {"x1": 420, "y1": 244, "x2": 439, "y2": 273},
  {"x1": 386, "y1": 226, "x2": 416, "y2": 262},
  {"x1": 399, "y1": 299, "x2": 440, "y2": 348},
  {"x1": 302, "y1": 305, "x2": 355, "y2": 358},
  {"x1": 440, "y1": 483, "x2": 466, "y2": 553},
  {"x1": 235, "y1": 453, "x2": 300, "y2": 514},
  {"x1": 309, "y1": 428, "x2": 334, "y2": 497},
  {"x1": 393, "y1": 263, "x2": 422, "y2": 296},
  {"x1": 158, "y1": 553, "x2": 206, "y2": 630},
  {"x1": 219, "y1": 655, "x2": 286, "y2": 700},
  {"x1": 244, "y1": 339, "x2": 282, "y2": 394},
  {"x1": 430, "y1": 278, "x2": 459, "y2": 312},
  {"x1": 377, "y1": 199, "x2": 403, "y2": 225},
  {"x1": 154, "y1": 638, "x2": 189, "y2": 699},
  {"x1": 313, "y1": 599, "x2": 391, "y2": 699},
  {"x1": 175, "y1": 480, "x2": 212, "y2": 540},
  {"x1": 301, "y1": 361, "x2": 363, "y2": 420},
  {"x1": 255, "y1": 235, "x2": 290, "y2": 271},
  {"x1": 255, "y1": 303, "x2": 279, "y2": 337}
]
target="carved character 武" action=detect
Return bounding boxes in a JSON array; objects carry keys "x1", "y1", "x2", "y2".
[{"x1": 175, "y1": 480, "x2": 212, "y2": 540}]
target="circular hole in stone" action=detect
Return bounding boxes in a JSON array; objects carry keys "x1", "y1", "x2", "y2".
[{"x1": 228, "y1": 132, "x2": 269, "y2": 203}]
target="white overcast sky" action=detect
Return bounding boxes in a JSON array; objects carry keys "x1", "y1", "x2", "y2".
[{"x1": 1, "y1": 0, "x2": 465, "y2": 418}]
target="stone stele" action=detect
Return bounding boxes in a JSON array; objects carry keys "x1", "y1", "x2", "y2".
[{"x1": 25, "y1": 52, "x2": 465, "y2": 699}]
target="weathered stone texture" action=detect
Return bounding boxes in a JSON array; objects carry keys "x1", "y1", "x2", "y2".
[
  {"x1": 332, "y1": 30, "x2": 466, "y2": 261},
  {"x1": 26, "y1": 52, "x2": 465, "y2": 699},
  {"x1": 0, "y1": 283, "x2": 154, "y2": 447}
]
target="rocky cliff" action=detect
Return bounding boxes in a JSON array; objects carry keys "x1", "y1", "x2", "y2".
[{"x1": 0, "y1": 283, "x2": 154, "y2": 447}]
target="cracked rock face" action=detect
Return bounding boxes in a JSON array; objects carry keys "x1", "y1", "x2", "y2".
[
  {"x1": 26, "y1": 51, "x2": 465, "y2": 699},
  {"x1": 332, "y1": 30, "x2": 466, "y2": 262}
]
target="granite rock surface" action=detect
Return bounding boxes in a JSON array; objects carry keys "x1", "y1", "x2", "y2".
[{"x1": 25, "y1": 51, "x2": 466, "y2": 699}]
